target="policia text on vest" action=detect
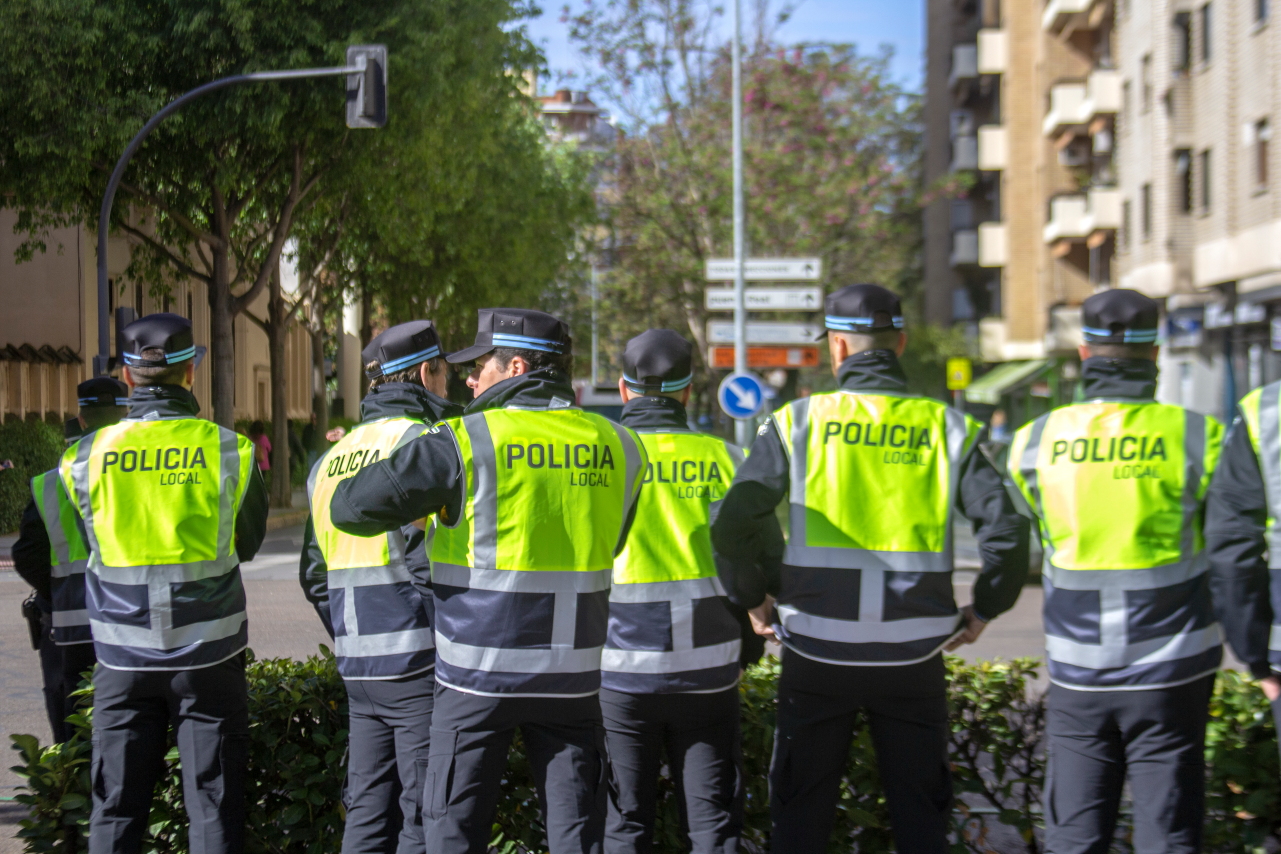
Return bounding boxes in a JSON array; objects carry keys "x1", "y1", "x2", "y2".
[
  {"x1": 711, "y1": 284, "x2": 1030, "y2": 854},
  {"x1": 330, "y1": 308, "x2": 646, "y2": 854}
]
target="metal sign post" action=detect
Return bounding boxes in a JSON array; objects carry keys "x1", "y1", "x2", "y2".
[
  {"x1": 94, "y1": 45, "x2": 387, "y2": 376},
  {"x1": 730, "y1": 0, "x2": 748, "y2": 446}
]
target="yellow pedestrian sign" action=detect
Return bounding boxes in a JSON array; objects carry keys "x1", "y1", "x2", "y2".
[{"x1": 946, "y1": 358, "x2": 972, "y2": 391}]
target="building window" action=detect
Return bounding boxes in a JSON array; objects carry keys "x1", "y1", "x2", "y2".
[
  {"x1": 1122, "y1": 200, "x2": 1132, "y2": 249},
  {"x1": 1141, "y1": 183, "x2": 1153, "y2": 240},
  {"x1": 1257, "y1": 119, "x2": 1271, "y2": 190},
  {"x1": 1201, "y1": 3, "x2": 1213, "y2": 61},
  {"x1": 1258, "y1": 0, "x2": 1269, "y2": 24},
  {"x1": 1141, "y1": 55, "x2": 1153, "y2": 112},
  {"x1": 1200, "y1": 148, "x2": 1212, "y2": 211},
  {"x1": 1175, "y1": 149, "x2": 1193, "y2": 212},
  {"x1": 1174, "y1": 13, "x2": 1192, "y2": 73}
]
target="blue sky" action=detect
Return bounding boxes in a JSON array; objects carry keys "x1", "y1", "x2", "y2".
[{"x1": 522, "y1": 0, "x2": 923, "y2": 97}]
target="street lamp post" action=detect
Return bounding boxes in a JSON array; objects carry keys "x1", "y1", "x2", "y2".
[{"x1": 93, "y1": 46, "x2": 387, "y2": 376}]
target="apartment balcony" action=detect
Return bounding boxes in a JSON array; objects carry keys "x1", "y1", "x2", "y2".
[
  {"x1": 1042, "y1": 70, "x2": 1122, "y2": 138},
  {"x1": 977, "y1": 30, "x2": 1007, "y2": 75},
  {"x1": 979, "y1": 223, "x2": 1007, "y2": 267},
  {"x1": 1043, "y1": 188, "x2": 1122, "y2": 245},
  {"x1": 951, "y1": 229, "x2": 979, "y2": 267},
  {"x1": 949, "y1": 45, "x2": 978, "y2": 90},
  {"x1": 1043, "y1": 0, "x2": 1107, "y2": 34},
  {"x1": 952, "y1": 135, "x2": 979, "y2": 171},
  {"x1": 978, "y1": 126, "x2": 1007, "y2": 170}
]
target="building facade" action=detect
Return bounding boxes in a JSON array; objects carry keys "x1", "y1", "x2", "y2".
[{"x1": 0, "y1": 210, "x2": 313, "y2": 423}]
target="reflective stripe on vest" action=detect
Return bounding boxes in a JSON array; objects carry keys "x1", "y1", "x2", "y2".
[
  {"x1": 309, "y1": 418, "x2": 434, "y2": 680},
  {"x1": 770, "y1": 391, "x2": 978, "y2": 665},
  {"x1": 602, "y1": 430, "x2": 744, "y2": 694},
  {"x1": 1009, "y1": 401, "x2": 1224, "y2": 690},
  {"x1": 32, "y1": 469, "x2": 91, "y2": 645},
  {"x1": 60, "y1": 417, "x2": 254, "y2": 671},
  {"x1": 429, "y1": 408, "x2": 645, "y2": 697},
  {"x1": 1236, "y1": 382, "x2": 1281, "y2": 665}
]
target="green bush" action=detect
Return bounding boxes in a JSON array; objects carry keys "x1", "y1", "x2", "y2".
[
  {"x1": 0, "y1": 419, "x2": 64, "y2": 533},
  {"x1": 9, "y1": 654, "x2": 1280, "y2": 854}
]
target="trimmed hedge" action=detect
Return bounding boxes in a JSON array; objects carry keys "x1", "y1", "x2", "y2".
[
  {"x1": 0, "y1": 419, "x2": 64, "y2": 534},
  {"x1": 9, "y1": 653, "x2": 1280, "y2": 853}
]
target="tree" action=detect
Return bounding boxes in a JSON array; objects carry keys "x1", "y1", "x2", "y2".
[{"x1": 561, "y1": 0, "x2": 945, "y2": 408}]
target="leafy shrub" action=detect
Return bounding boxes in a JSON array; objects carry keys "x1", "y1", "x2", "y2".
[
  {"x1": 9, "y1": 654, "x2": 1279, "y2": 854},
  {"x1": 0, "y1": 418, "x2": 64, "y2": 533}
]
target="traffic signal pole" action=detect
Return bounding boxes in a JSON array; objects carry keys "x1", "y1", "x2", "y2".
[
  {"x1": 731, "y1": 0, "x2": 750, "y2": 447},
  {"x1": 94, "y1": 49, "x2": 386, "y2": 376}
]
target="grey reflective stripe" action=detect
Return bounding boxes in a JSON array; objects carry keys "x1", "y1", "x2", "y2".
[
  {"x1": 1181, "y1": 411, "x2": 1206, "y2": 561},
  {"x1": 434, "y1": 632, "x2": 601, "y2": 673},
  {"x1": 336, "y1": 628, "x2": 435, "y2": 659},
  {"x1": 726, "y1": 443, "x2": 746, "y2": 466},
  {"x1": 328, "y1": 563, "x2": 416, "y2": 588},
  {"x1": 464, "y1": 413, "x2": 499, "y2": 568},
  {"x1": 89, "y1": 554, "x2": 240, "y2": 585},
  {"x1": 1046, "y1": 625, "x2": 1222, "y2": 670},
  {"x1": 216, "y1": 427, "x2": 241, "y2": 559},
  {"x1": 1043, "y1": 556, "x2": 1209, "y2": 590},
  {"x1": 88, "y1": 612, "x2": 246, "y2": 649},
  {"x1": 613, "y1": 423, "x2": 645, "y2": 552},
  {"x1": 51, "y1": 558, "x2": 88, "y2": 581},
  {"x1": 1271, "y1": 624, "x2": 1281, "y2": 650},
  {"x1": 52, "y1": 609, "x2": 89, "y2": 628},
  {"x1": 392, "y1": 421, "x2": 427, "y2": 452},
  {"x1": 434, "y1": 563, "x2": 611, "y2": 593},
  {"x1": 1257, "y1": 386, "x2": 1281, "y2": 566},
  {"x1": 608, "y1": 576, "x2": 725, "y2": 603},
  {"x1": 1018, "y1": 415, "x2": 1050, "y2": 520},
  {"x1": 776, "y1": 604, "x2": 961, "y2": 644},
  {"x1": 600, "y1": 640, "x2": 740, "y2": 674},
  {"x1": 67, "y1": 435, "x2": 99, "y2": 557},
  {"x1": 782, "y1": 394, "x2": 960, "y2": 574},
  {"x1": 39, "y1": 471, "x2": 72, "y2": 566}
]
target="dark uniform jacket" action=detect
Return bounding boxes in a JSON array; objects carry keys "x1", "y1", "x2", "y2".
[
  {"x1": 709, "y1": 349, "x2": 1029, "y2": 622},
  {"x1": 298, "y1": 382, "x2": 463, "y2": 638},
  {"x1": 1206, "y1": 403, "x2": 1276, "y2": 679},
  {"x1": 618, "y1": 394, "x2": 765, "y2": 670},
  {"x1": 331, "y1": 369, "x2": 642, "y2": 546}
]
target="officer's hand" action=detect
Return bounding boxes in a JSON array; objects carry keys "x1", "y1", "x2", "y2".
[
  {"x1": 944, "y1": 605, "x2": 987, "y2": 652},
  {"x1": 749, "y1": 596, "x2": 777, "y2": 641},
  {"x1": 1261, "y1": 676, "x2": 1281, "y2": 703}
]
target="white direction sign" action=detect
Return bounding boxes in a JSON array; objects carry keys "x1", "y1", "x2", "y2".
[
  {"x1": 705, "y1": 287, "x2": 822, "y2": 311},
  {"x1": 706, "y1": 321, "x2": 822, "y2": 345},
  {"x1": 705, "y1": 257, "x2": 823, "y2": 281}
]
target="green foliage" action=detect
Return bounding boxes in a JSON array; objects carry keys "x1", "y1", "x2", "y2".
[
  {"x1": 0, "y1": 419, "x2": 65, "y2": 533},
  {"x1": 11, "y1": 656, "x2": 1281, "y2": 854}
]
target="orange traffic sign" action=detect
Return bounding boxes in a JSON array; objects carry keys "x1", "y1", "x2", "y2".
[{"x1": 709, "y1": 346, "x2": 820, "y2": 369}]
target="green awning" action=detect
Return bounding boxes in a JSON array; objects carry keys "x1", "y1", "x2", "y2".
[{"x1": 964, "y1": 360, "x2": 1049, "y2": 405}]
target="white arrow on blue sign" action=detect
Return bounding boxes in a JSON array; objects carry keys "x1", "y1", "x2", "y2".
[{"x1": 718, "y1": 372, "x2": 767, "y2": 420}]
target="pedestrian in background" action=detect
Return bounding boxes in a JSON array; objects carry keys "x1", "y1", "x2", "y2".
[
  {"x1": 330, "y1": 308, "x2": 646, "y2": 854},
  {"x1": 248, "y1": 420, "x2": 271, "y2": 471},
  {"x1": 712, "y1": 283, "x2": 1029, "y2": 854},
  {"x1": 300, "y1": 320, "x2": 463, "y2": 854},
  {"x1": 1008, "y1": 289, "x2": 1223, "y2": 854},
  {"x1": 12, "y1": 377, "x2": 129, "y2": 742}
]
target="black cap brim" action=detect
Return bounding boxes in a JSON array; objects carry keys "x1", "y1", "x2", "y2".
[
  {"x1": 193, "y1": 345, "x2": 207, "y2": 368},
  {"x1": 445, "y1": 344, "x2": 495, "y2": 365}
]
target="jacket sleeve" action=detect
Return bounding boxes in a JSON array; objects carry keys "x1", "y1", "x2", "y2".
[
  {"x1": 12, "y1": 499, "x2": 52, "y2": 600},
  {"x1": 331, "y1": 427, "x2": 465, "y2": 536},
  {"x1": 1205, "y1": 413, "x2": 1275, "y2": 678},
  {"x1": 235, "y1": 466, "x2": 270, "y2": 564},
  {"x1": 710, "y1": 421, "x2": 787, "y2": 609},
  {"x1": 298, "y1": 516, "x2": 335, "y2": 638},
  {"x1": 957, "y1": 443, "x2": 1030, "y2": 622}
]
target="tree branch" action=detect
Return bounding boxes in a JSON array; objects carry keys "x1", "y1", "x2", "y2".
[{"x1": 116, "y1": 222, "x2": 211, "y2": 284}]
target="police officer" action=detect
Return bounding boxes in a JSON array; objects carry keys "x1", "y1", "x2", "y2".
[
  {"x1": 602, "y1": 330, "x2": 762, "y2": 854},
  {"x1": 329, "y1": 308, "x2": 647, "y2": 854},
  {"x1": 300, "y1": 321, "x2": 463, "y2": 854},
  {"x1": 1204, "y1": 354, "x2": 1281, "y2": 749},
  {"x1": 59, "y1": 314, "x2": 268, "y2": 854},
  {"x1": 1007, "y1": 289, "x2": 1223, "y2": 854},
  {"x1": 711, "y1": 284, "x2": 1029, "y2": 854},
  {"x1": 12, "y1": 377, "x2": 128, "y2": 742}
]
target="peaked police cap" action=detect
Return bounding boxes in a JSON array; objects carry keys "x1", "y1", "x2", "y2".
[
  {"x1": 363, "y1": 320, "x2": 447, "y2": 379},
  {"x1": 447, "y1": 308, "x2": 571, "y2": 364},
  {"x1": 77, "y1": 376, "x2": 129, "y2": 408},
  {"x1": 1082, "y1": 289, "x2": 1160, "y2": 345},
  {"x1": 622, "y1": 329, "x2": 694, "y2": 393},
  {"x1": 820, "y1": 283, "x2": 904, "y2": 339},
  {"x1": 120, "y1": 313, "x2": 206, "y2": 368}
]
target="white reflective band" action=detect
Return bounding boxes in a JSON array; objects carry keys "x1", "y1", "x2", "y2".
[
  {"x1": 52, "y1": 609, "x2": 89, "y2": 628},
  {"x1": 600, "y1": 641, "x2": 740, "y2": 674},
  {"x1": 433, "y1": 563, "x2": 611, "y2": 593},
  {"x1": 434, "y1": 633, "x2": 602, "y2": 674},
  {"x1": 1043, "y1": 556, "x2": 1209, "y2": 591},
  {"x1": 89, "y1": 612, "x2": 246, "y2": 650},
  {"x1": 1270, "y1": 623, "x2": 1281, "y2": 652},
  {"x1": 89, "y1": 553, "x2": 240, "y2": 585},
  {"x1": 1045, "y1": 623, "x2": 1222, "y2": 670},
  {"x1": 335, "y1": 628, "x2": 435, "y2": 658},
  {"x1": 776, "y1": 604, "x2": 961, "y2": 644},
  {"x1": 326, "y1": 562, "x2": 414, "y2": 588},
  {"x1": 608, "y1": 576, "x2": 725, "y2": 602}
]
